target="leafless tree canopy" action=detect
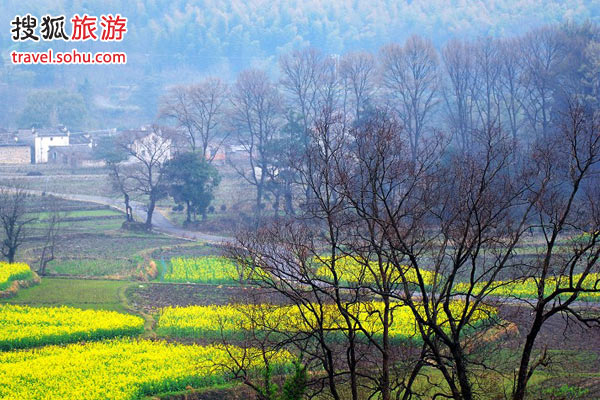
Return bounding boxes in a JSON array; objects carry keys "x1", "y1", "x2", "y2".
[
  {"x1": 160, "y1": 77, "x2": 228, "y2": 159},
  {"x1": 0, "y1": 186, "x2": 36, "y2": 264},
  {"x1": 227, "y1": 97, "x2": 600, "y2": 400}
]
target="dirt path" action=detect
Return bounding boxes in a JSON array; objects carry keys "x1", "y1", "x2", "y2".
[{"x1": 19, "y1": 188, "x2": 233, "y2": 244}]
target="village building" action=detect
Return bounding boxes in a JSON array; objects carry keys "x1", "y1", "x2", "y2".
[
  {"x1": 0, "y1": 128, "x2": 33, "y2": 164},
  {"x1": 0, "y1": 145, "x2": 31, "y2": 164},
  {"x1": 33, "y1": 127, "x2": 70, "y2": 163},
  {"x1": 47, "y1": 133, "x2": 101, "y2": 168},
  {"x1": 119, "y1": 127, "x2": 173, "y2": 164}
]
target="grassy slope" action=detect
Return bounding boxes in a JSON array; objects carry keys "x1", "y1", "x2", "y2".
[{"x1": 0, "y1": 278, "x2": 133, "y2": 313}]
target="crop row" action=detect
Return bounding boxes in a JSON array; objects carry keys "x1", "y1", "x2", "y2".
[
  {"x1": 0, "y1": 338, "x2": 294, "y2": 400},
  {"x1": 315, "y1": 255, "x2": 437, "y2": 286},
  {"x1": 163, "y1": 256, "x2": 259, "y2": 284},
  {"x1": 157, "y1": 301, "x2": 496, "y2": 343},
  {"x1": 0, "y1": 304, "x2": 144, "y2": 350},
  {"x1": 163, "y1": 255, "x2": 438, "y2": 287},
  {"x1": 454, "y1": 273, "x2": 600, "y2": 301}
]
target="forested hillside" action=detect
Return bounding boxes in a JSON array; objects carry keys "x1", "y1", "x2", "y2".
[{"x1": 0, "y1": 0, "x2": 598, "y2": 128}]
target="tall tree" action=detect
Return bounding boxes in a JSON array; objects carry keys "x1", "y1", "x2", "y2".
[
  {"x1": 339, "y1": 52, "x2": 377, "y2": 123},
  {"x1": 0, "y1": 186, "x2": 35, "y2": 263},
  {"x1": 279, "y1": 48, "x2": 323, "y2": 149},
  {"x1": 472, "y1": 37, "x2": 502, "y2": 132},
  {"x1": 164, "y1": 151, "x2": 221, "y2": 222},
  {"x1": 498, "y1": 37, "x2": 526, "y2": 142},
  {"x1": 230, "y1": 69, "x2": 282, "y2": 216},
  {"x1": 442, "y1": 39, "x2": 478, "y2": 152},
  {"x1": 160, "y1": 77, "x2": 228, "y2": 160},
  {"x1": 380, "y1": 35, "x2": 440, "y2": 161},
  {"x1": 512, "y1": 103, "x2": 600, "y2": 400},
  {"x1": 118, "y1": 126, "x2": 171, "y2": 229},
  {"x1": 519, "y1": 26, "x2": 565, "y2": 141}
]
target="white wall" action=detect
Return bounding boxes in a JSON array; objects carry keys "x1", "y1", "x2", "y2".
[{"x1": 34, "y1": 135, "x2": 69, "y2": 163}]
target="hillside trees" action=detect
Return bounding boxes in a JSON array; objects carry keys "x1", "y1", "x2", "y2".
[{"x1": 18, "y1": 90, "x2": 88, "y2": 130}]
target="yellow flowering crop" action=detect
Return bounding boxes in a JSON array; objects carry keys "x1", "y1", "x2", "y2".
[
  {"x1": 157, "y1": 301, "x2": 495, "y2": 343},
  {"x1": 164, "y1": 256, "x2": 261, "y2": 284},
  {"x1": 0, "y1": 262, "x2": 33, "y2": 291},
  {"x1": 454, "y1": 273, "x2": 600, "y2": 301},
  {"x1": 0, "y1": 304, "x2": 144, "y2": 350},
  {"x1": 0, "y1": 338, "x2": 294, "y2": 400},
  {"x1": 315, "y1": 255, "x2": 437, "y2": 286}
]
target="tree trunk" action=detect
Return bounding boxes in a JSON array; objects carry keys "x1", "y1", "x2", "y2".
[
  {"x1": 273, "y1": 191, "x2": 280, "y2": 213},
  {"x1": 186, "y1": 201, "x2": 192, "y2": 223},
  {"x1": 256, "y1": 184, "x2": 264, "y2": 216},
  {"x1": 513, "y1": 312, "x2": 544, "y2": 400},
  {"x1": 452, "y1": 345, "x2": 473, "y2": 400},
  {"x1": 381, "y1": 297, "x2": 391, "y2": 400},
  {"x1": 284, "y1": 181, "x2": 294, "y2": 215},
  {"x1": 145, "y1": 198, "x2": 156, "y2": 230},
  {"x1": 6, "y1": 247, "x2": 15, "y2": 264},
  {"x1": 124, "y1": 193, "x2": 133, "y2": 222}
]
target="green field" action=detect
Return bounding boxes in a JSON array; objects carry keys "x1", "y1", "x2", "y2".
[{"x1": 0, "y1": 278, "x2": 133, "y2": 313}]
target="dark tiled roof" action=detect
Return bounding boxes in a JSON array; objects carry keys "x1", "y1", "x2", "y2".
[
  {"x1": 69, "y1": 134, "x2": 92, "y2": 145},
  {"x1": 35, "y1": 128, "x2": 69, "y2": 137}
]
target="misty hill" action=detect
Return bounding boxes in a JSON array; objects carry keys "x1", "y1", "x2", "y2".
[
  {"x1": 3, "y1": 0, "x2": 599, "y2": 74},
  {"x1": 0, "y1": 0, "x2": 598, "y2": 128}
]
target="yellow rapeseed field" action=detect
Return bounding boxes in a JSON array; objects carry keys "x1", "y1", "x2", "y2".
[
  {"x1": 157, "y1": 301, "x2": 495, "y2": 342},
  {"x1": 0, "y1": 262, "x2": 33, "y2": 291},
  {"x1": 164, "y1": 256, "x2": 260, "y2": 284},
  {"x1": 0, "y1": 338, "x2": 294, "y2": 400},
  {"x1": 0, "y1": 304, "x2": 144, "y2": 350},
  {"x1": 315, "y1": 255, "x2": 437, "y2": 286},
  {"x1": 454, "y1": 273, "x2": 600, "y2": 301}
]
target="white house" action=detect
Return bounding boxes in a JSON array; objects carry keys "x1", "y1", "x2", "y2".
[
  {"x1": 34, "y1": 128, "x2": 70, "y2": 163},
  {"x1": 121, "y1": 127, "x2": 173, "y2": 165}
]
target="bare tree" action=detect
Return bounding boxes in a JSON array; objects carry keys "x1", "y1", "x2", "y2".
[
  {"x1": 279, "y1": 48, "x2": 323, "y2": 147},
  {"x1": 472, "y1": 37, "x2": 503, "y2": 132},
  {"x1": 0, "y1": 186, "x2": 36, "y2": 263},
  {"x1": 118, "y1": 126, "x2": 171, "y2": 229},
  {"x1": 108, "y1": 162, "x2": 135, "y2": 223},
  {"x1": 379, "y1": 35, "x2": 440, "y2": 161},
  {"x1": 498, "y1": 37, "x2": 526, "y2": 142},
  {"x1": 160, "y1": 77, "x2": 228, "y2": 160},
  {"x1": 37, "y1": 197, "x2": 65, "y2": 276},
  {"x1": 339, "y1": 52, "x2": 377, "y2": 123},
  {"x1": 229, "y1": 98, "x2": 600, "y2": 400},
  {"x1": 96, "y1": 136, "x2": 136, "y2": 223},
  {"x1": 230, "y1": 69, "x2": 282, "y2": 215},
  {"x1": 159, "y1": 86, "x2": 197, "y2": 150},
  {"x1": 519, "y1": 26, "x2": 565, "y2": 141},
  {"x1": 512, "y1": 103, "x2": 600, "y2": 400},
  {"x1": 442, "y1": 39, "x2": 479, "y2": 152},
  {"x1": 228, "y1": 112, "x2": 442, "y2": 400},
  {"x1": 279, "y1": 49, "x2": 345, "y2": 210}
]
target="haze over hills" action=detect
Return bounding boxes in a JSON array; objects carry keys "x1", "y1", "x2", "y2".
[{"x1": 0, "y1": 0, "x2": 598, "y2": 128}]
